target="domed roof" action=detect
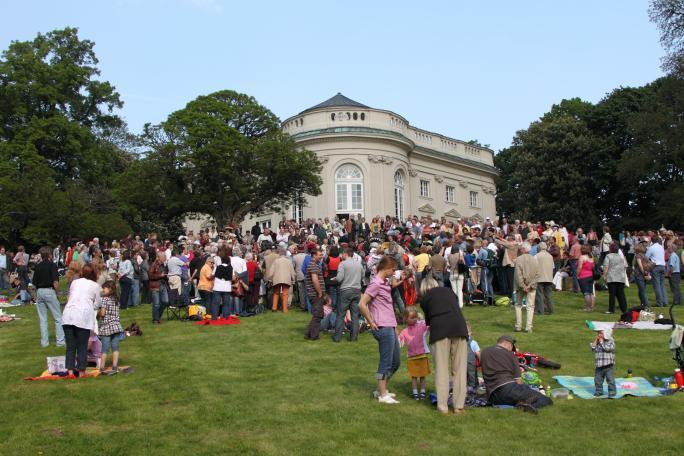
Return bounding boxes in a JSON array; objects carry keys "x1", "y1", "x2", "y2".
[{"x1": 300, "y1": 93, "x2": 369, "y2": 114}]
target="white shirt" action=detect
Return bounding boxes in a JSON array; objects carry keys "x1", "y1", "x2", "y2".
[
  {"x1": 646, "y1": 243, "x2": 666, "y2": 266},
  {"x1": 230, "y1": 256, "x2": 247, "y2": 275},
  {"x1": 0, "y1": 254, "x2": 6, "y2": 269},
  {"x1": 62, "y1": 278, "x2": 101, "y2": 330},
  {"x1": 212, "y1": 257, "x2": 232, "y2": 292}
]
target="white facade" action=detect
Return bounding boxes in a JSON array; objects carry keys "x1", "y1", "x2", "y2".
[
  {"x1": 186, "y1": 94, "x2": 498, "y2": 234},
  {"x1": 246, "y1": 94, "x2": 496, "y2": 230}
]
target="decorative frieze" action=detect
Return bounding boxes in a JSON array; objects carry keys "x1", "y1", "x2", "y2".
[{"x1": 367, "y1": 154, "x2": 394, "y2": 165}]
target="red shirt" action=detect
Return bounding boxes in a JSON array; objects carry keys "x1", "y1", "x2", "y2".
[{"x1": 246, "y1": 260, "x2": 258, "y2": 283}]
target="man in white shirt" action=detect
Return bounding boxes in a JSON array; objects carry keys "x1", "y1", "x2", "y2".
[
  {"x1": 646, "y1": 238, "x2": 668, "y2": 307},
  {"x1": 257, "y1": 228, "x2": 273, "y2": 246}
]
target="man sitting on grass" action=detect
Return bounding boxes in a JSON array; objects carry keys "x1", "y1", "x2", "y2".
[{"x1": 480, "y1": 335, "x2": 553, "y2": 414}]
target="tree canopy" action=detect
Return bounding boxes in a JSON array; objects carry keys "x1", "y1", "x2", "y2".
[
  {"x1": 495, "y1": 77, "x2": 684, "y2": 230},
  {"x1": 117, "y1": 90, "x2": 323, "y2": 230},
  {"x1": 0, "y1": 27, "x2": 132, "y2": 246}
]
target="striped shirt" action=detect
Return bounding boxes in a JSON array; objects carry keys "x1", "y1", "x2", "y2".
[{"x1": 306, "y1": 261, "x2": 322, "y2": 298}]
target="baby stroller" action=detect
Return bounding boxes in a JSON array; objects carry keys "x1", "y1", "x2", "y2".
[{"x1": 669, "y1": 304, "x2": 684, "y2": 370}]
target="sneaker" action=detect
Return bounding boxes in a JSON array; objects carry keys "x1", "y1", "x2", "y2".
[
  {"x1": 378, "y1": 394, "x2": 400, "y2": 404},
  {"x1": 419, "y1": 391, "x2": 427, "y2": 400},
  {"x1": 515, "y1": 402, "x2": 538, "y2": 414},
  {"x1": 604, "y1": 311, "x2": 614, "y2": 314},
  {"x1": 593, "y1": 392, "x2": 603, "y2": 397},
  {"x1": 608, "y1": 393, "x2": 616, "y2": 398},
  {"x1": 372, "y1": 391, "x2": 396, "y2": 399},
  {"x1": 412, "y1": 392, "x2": 420, "y2": 400}
]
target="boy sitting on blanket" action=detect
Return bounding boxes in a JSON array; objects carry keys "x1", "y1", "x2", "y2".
[{"x1": 591, "y1": 328, "x2": 616, "y2": 397}]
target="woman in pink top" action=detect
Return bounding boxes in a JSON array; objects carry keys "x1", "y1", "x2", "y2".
[
  {"x1": 576, "y1": 244, "x2": 596, "y2": 311},
  {"x1": 360, "y1": 255, "x2": 405, "y2": 404}
]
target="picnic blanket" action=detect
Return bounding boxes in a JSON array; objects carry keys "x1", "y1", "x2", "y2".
[
  {"x1": 194, "y1": 316, "x2": 240, "y2": 326},
  {"x1": 24, "y1": 366, "x2": 132, "y2": 381},
  {"x1": 553, "y1": 376, "x2": 661, "y2": 399},
  {"x1": 586, "y1": 320, "x2": 671, "y2": 331}
]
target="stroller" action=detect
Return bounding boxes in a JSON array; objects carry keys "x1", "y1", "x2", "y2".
[{"x1": 669, "y1": 304, "x2": 684, "y2": 370}]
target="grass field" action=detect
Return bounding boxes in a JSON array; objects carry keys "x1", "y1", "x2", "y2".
[{"x1": 1, "y1": 285, "x2": 683, "y2": 455}]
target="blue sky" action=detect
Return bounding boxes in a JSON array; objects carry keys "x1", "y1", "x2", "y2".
[{"x1": 2, "y1": 0, "x2": 665, "y2": 151}]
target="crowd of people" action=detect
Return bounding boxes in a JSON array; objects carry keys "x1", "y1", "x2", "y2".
[{"x1": 2, "y1": 213, "x2": 682, "y2": 413}]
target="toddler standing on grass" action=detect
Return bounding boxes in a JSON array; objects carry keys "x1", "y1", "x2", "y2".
[
  {"x1": 98, "y1": 280, "x2": 124, "y2": 375},
  {"x1": 398, "y1": 306, "x2": 430, "y2": 400},
  {"x1": 591, "y1": 328, "x2": 616, "y2": 398}
]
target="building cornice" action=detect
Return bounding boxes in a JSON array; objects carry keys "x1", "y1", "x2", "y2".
[{"x1": 290, "y1": 126, "x2": 498, "y2": 177}]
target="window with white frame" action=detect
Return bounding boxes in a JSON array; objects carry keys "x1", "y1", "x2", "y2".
[
  {"x1": 420, "y1": 180, "x2": 430, "y2": 198},
  {"x1": 446, "y1": 185, "x2": 455, "y2": 203},
  {"x1": 469, "y1": 191, "x2": 480, "y2": 208},
  {"x1": 291, "y1": 193, "x2": 303, "y2": 223},
  {"x1": 260, "y1": 220, "x2": 272, "y2": 229},
  {"x1": 394, "y1": 170, "x2": 405, "y2": 220},
  {"x1": 335, "y1": 164, "x2": 363, "y2": 213}
]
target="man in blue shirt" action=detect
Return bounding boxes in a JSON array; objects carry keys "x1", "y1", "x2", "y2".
[
  {"x1": 666, "y1": 244, "x2": 681, "y2": 306},
  {"x1": 646, "y1": 238, "x2": 668, "y2": 307}
]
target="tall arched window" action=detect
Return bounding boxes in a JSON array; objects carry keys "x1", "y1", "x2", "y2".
[
  {"x1": 335, "y1": 164, "x2": 363, "y2": 213},
  {"x1": 394, "y1": 170, "x2": 405, "y2": 220}
]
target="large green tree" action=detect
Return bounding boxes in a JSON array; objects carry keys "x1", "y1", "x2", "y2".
[
  {"x1": 118, "y1": 90, "x2": 323, "y2": 229},
  {"x1": 495, "y1": 77, "x2": 683, "y2": 231},
  {"x1": 0, "y1": 28, "x2": 131, "y2": 245}
]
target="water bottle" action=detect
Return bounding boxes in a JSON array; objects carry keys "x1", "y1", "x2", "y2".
[
  {"x1": 626, "y1": 369, "x2": 633, "y2": 378},
  {"x1": 675, "y1": 368, "x2": 684, "y2": 388}
]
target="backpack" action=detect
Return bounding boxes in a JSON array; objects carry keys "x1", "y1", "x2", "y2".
[
  {"x1": 214, "y1": 262, "x2": 233, "y2": 281},
  {"x1": 478, "y1": 249, "x2": 496, "y2": 269}
]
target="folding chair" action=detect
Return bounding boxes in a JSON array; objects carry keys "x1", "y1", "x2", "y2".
[{"x1": 166, "y1": 288, "x2": 188, "y2": 321}]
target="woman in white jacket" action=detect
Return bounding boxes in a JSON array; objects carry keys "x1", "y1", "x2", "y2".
[{"x1": 62, "y1": 264, "x2": 101, "y2": 377}]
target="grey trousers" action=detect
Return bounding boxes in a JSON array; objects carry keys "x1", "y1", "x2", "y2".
[
  {"x1": 335, "y1": 288, "x2": 361, "y2": 341},
  {"x1": 535, "y1": 282, "x2": 554, "y2": 315}
]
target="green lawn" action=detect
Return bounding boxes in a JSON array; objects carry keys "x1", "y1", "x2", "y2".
[{"x1": 1, "y1": 286, "x2": 683, "y2": 455}]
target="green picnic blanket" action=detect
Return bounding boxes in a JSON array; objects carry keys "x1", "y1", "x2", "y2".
[{"x1": 553, "y1": 376, "x2": 661, "y2": 399}]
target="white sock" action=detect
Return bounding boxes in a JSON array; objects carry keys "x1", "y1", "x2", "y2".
[
  {"x1": 420, "y1": 389, "x2": 426, "y2": 394},
  {"x1": 412, "y1": 388, "x2": 418, "y2": 395}
]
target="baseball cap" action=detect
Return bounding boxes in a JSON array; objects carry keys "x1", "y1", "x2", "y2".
[{"x1": 497, "y1": 335, "x2": 517, "y2": 350}]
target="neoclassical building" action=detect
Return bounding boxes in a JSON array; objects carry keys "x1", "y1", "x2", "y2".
[{"x1": 239, "y1": 93, "x2": 497, "y2": 231}]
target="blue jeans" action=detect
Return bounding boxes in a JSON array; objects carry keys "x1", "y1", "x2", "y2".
[
  {"x1": 232, "y1": 295, "x2": 243, "y2": 315},
  {"x1": 131, "y1": 278, "x2": 140, "y2": 307},
  {"x1": 100, "y1": 333, "x2": 123, "y2": 353},
  {"x1": 480, "y1": 268, "x2": 494, "y2": 298},
  {"x1": 489, "y1": 382, "x2": 553, "y2": 409},
  {"x1": 320, "y1": 312, "x2": 336, "y2": 331},
  {"x1": 371, "y1": 327, "x2": 400, "y2": 380},
  {"x1": 151, "y1": 289, "x2": 167, "y2": 322},
  {"x1": 569, "y1": 260, "x2": 580, "y2": 292},
  {"x1": 211, "y1": 291, "x2": 232, "y2": 319},
  {"x1": 651, "y1": 266, "x2": 668, "y2": 307},
  {"x1": 0, "y1": 268, "x2": 7, "y2": 290},
  {"x1": 326, "y1": 284, "x2": 338, "y2": 311},
  {"x1": 634, "y1": 274, "x2": 649, "y2": 308},
  {"x1": 35, "y1": 288, "x2": 65, "y2": 347},
  {"x1": 594, "y1": 364, "x2": 616, "y2": 395}
]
